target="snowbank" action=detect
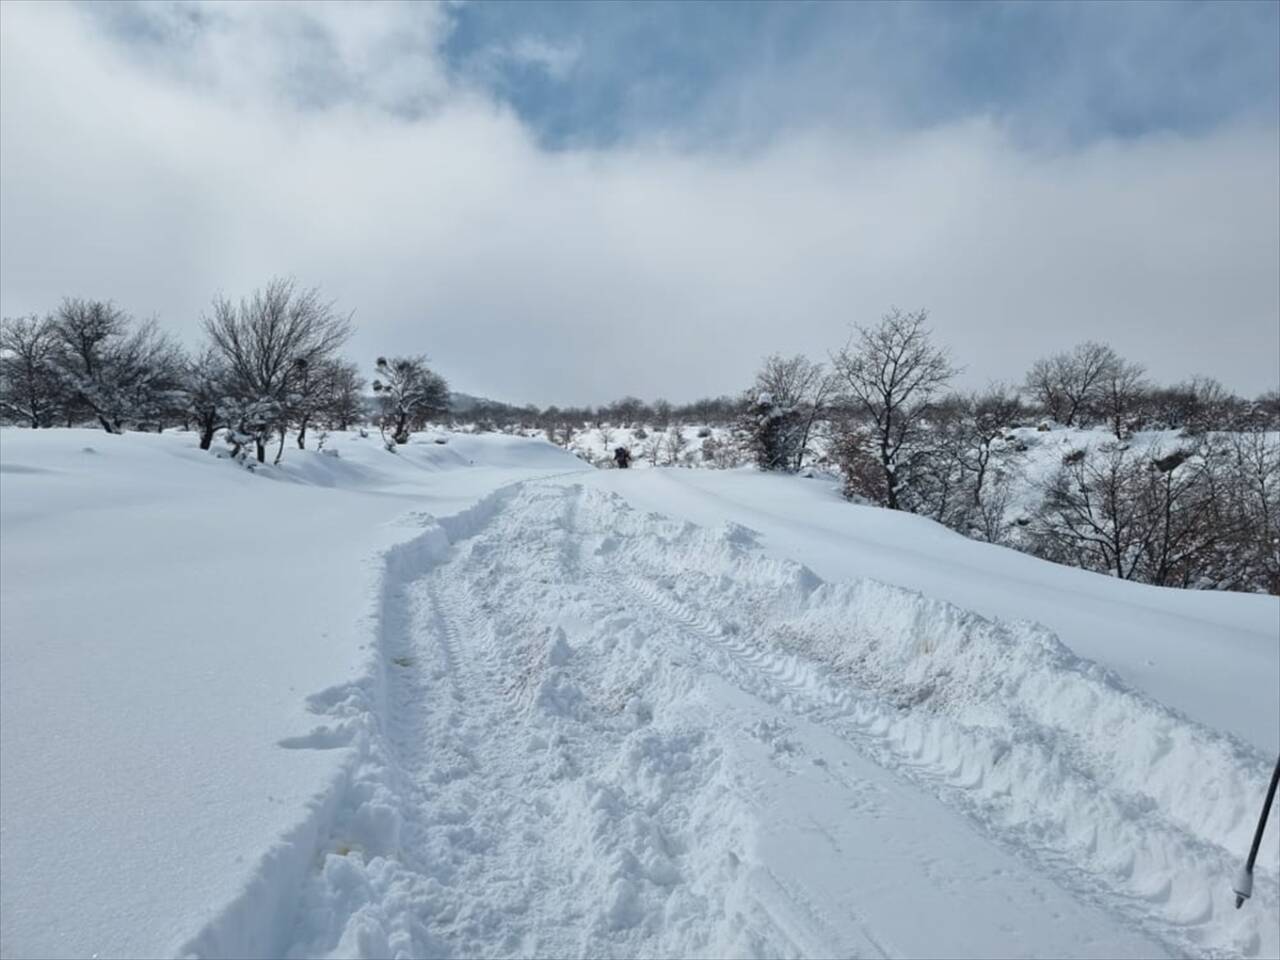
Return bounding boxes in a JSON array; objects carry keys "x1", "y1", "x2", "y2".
[
  {"x1": 580, "y1": 485, "x2": 1279, "y2": 957},
  {"x1": 590, "y1": 466, "x2": 1280, "y2": 755}
]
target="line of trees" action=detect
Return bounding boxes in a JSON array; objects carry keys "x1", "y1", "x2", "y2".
[
  {"x1": 0, "y1": 278, "x2": 450, "y2": 463},
  {"x1": 456, "y1": 393, "x2": 745, "y2": 439},
  {"x1": 4, "y1": 291, "x2": 1275, "y2": 592},
  {"x1": 739, "y1": 308, "x2": 1278, "y2": 594}
]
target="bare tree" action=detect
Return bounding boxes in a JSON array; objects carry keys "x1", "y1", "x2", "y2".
[
  {"x1": 319, "y1": 359, "x2": 365, "y2": 431},
  {"x1": 607, "y1": 396, "x2": 646, "y2": 428},
  {"x1": 185, "y1": 347, "x2": 228, "y2": 450},
  {"x1": 50, "y1": 299, "x2": 183, "y2": 433},
  {"x1": 1135, "y1": 448, "x2": 1222, "y2": 588},
  {"x1": 830, "y1": 308, "x2": 956, "y2": 510},
  {"x1": 1254, "y1": 390, "x2": 1280, "y2": 430},
  {"x1": 371, "y1": 355, "x2": 449, "y2": 444},
  {"x1": 124, "y1": 334, "x2": 188, "y2": 433},
  {"x1": 289, "y1": 358, "x2": 364, "y2": 450},
  {"x1": 203, "y1": 278, "x2": 351, "y2": 462},
  {"x1": 1024, "y1": 342, "x2": 1118, "y2": 426},
  {"x1": 662, "y1": 423, "x2": 688, "y2": 465},
  {"x1": 1097, "y1": 357, "x2": 1148, "y2": 440},
  {"x1": 1033, "y1": 443, "x2": 1150, "y2": 580},
  {"x1": 643, "y1": 431, "x2": 663, "y2": 466},
  {"x1": 1218, "y1": 430, "x2": 1280, "y2": 593},
  {"x1": 960, "y1": 386, "x2": 1024, "y2": 507},
  {"x1": 1180, "y1": 376, "x2": 1237, "y2": 435},
  {"x1": 0, "y1": 315, "x2": 62, "y2": 427}
]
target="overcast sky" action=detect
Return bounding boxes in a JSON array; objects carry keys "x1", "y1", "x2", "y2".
[{"x1": 1, "y1": 1, "x2": 1277, "y2": 406}]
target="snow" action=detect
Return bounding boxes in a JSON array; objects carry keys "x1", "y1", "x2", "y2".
[
  {"x1": 590, "y1": 466, "x2": 1280, "y2": 755},
  {"x1": 0, "y1": 429, "x2": 582, "y2": 959},
  {"x1": 557, "y1": 424, "x2": 731, "y2": 469},
  {"x1": 1, "y1": 427, "x2": 1277, "y2": 959}
]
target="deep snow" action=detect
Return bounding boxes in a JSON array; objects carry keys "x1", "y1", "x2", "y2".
[
  {"x1": 0, "y1": 429, "x2": 581, "y2": 959},
  {"x1": 0, "y1": 428, "x2": 1276, "y2": 959},
  {"x1": 590, "y1": 466, "x2": 1280, "y2": 755}
]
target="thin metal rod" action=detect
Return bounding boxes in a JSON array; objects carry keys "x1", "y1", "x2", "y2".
[
  {"x1": 1236, "y1": 753, "x2": 1280, "y2": 908},
  {"x1": 1245, "y1": 755, "x2": 1280, "y2": 873}
]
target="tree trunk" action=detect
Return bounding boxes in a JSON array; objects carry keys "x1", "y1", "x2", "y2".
[
  {"x1": 296, "y1": 417, "x2": 308, "y2": 449},
  {"x1": 794, "y1": 409, "x2": 820, "y2": 472},
  {"x1": 880, "y1": 422, "x2": 899, "y2": 510},
  {"x1": 255, "y1": 438, "x2": 266, "y2": 463},
  {"x1": 885, "y1": 466, "x2": 899, "y2": 510},
  {"x1": 274, "y1": 427, "x2": 287, "y2": 465},
  {"x1": 973, "y1": 448, "x2": 989, "y2": 506},
  {"x1": 199, "y1": 423, "x2": 215, "y2": 451}
]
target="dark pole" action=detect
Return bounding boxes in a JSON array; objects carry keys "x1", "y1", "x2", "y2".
[{"x1": 1235, "y1": 753, "x2": 1280, "y2": 908}]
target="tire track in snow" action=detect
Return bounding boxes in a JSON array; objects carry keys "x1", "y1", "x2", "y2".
[
  {"x1": 282, "y1": 482, "x2": 795, "y2": 959},
  {"x1": 577, "y1": 488, "x2": 1274, "y2": 960},
  {"x1": 272, "y1": 481, "x2": 1268, "y2": 959}
]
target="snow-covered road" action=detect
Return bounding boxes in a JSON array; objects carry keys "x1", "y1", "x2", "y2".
[
  {"x1": 3, "y1": 431, "x2": 1276, "y2": 959},
  {"x1": 248, "y1": 481, "x2": 1273, "y2": 959}
]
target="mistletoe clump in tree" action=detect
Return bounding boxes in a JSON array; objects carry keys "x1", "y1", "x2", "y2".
[{"x1": 372, "y1": 355, "x2": 449, "y2": 445}]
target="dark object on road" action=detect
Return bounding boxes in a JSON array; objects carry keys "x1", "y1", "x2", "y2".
[
  {"x1": 614, "y1": 446, "x2": 632, "y2": 469},
  {"x1": 1234, "y1": 753, "x2": 1280, "y2": 908}
]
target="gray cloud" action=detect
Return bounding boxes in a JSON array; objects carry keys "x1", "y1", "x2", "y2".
[{"x1": 1, "y1": 1, "x2": 1276, "y2": 406}]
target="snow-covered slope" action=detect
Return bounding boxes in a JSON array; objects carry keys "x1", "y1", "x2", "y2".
[
  {"x1": 1, "y1": 430, "x2": 1276, "y2": 959},
  {"x1": 0, "y1": 429, "x2": 584, "y2": 959},
  {"x1": 590, "y1": 467, "x2": 1280, "y2": 755}
]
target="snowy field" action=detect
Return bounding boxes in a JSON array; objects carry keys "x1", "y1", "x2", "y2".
[{"x1": 1, "y1": 428, "x2": 1277, "y2": 959}]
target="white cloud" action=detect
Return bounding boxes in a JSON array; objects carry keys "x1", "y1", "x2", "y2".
[{"x1": 1, "y1": 1, "x2": 1276, "y2": 405}]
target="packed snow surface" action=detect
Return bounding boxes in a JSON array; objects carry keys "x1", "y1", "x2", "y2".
[{"x1": 1, "y1": 429, "x2": 1276, "y2": 959}]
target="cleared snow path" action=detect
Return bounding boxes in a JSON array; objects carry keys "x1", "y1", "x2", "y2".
[{"x1": 228, "y1": 482, "x2": 1273, "y2": 959}]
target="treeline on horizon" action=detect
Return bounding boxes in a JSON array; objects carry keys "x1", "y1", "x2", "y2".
[
  {"x1": 1, "y1": 283, "x2": 1276, "y2": 594},
  {"x1": 0, "y1": 279, "x2": 449, "y2": 464},
  {"x1": 2, "y1": 279, "x2": 1275, "y2": 442}
]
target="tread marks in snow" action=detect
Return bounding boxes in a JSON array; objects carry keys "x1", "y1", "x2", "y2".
[{"x1": 277, "y1": 482, "x2": 1274, "y2": 960}]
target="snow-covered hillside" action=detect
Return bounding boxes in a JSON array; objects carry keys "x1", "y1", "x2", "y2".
[{"x1": 1, "y1": 428, "x2": 1276, "y2": 959}]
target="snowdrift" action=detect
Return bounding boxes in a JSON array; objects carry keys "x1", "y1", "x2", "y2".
[{"x1": 0, "y1": 428, "x2": 585, "y2": 959}]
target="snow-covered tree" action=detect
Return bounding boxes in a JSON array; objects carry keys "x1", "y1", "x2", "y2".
[
  {"x1": 751, "y1": 353, "x2": 836, "y2": 472},
  {"x1": 742, "y1": 391, "x2": 803, "y2": 472},
  {"x1": 203, "y1": 278, "x2": 351, "y2": 462},
  {"x1": 49, "y1": 299, "x2": 184, "y2": 434},
  {"x1": 318, "y1": 359, "x2": 365, "y2": 431},
  {"x1": 662, "y1": 423, "x2": 688, "y2": 466},
  {"x1": 371, "y1": 355, "x2": 449, "y2": 444},
  {"x1": 184, "y1": 348, "x2": 228, "y2": 450},
  {"x1": 0, "y1": 315, "x2": 62, "y2": 428}
]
